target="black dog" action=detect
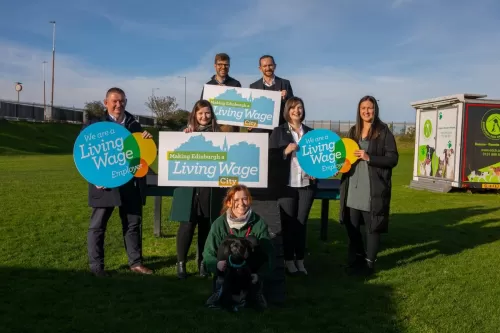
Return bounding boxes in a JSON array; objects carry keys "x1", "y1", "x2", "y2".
[{"x1": 216, "y1": 235, "x2": 261, "y2": 311}]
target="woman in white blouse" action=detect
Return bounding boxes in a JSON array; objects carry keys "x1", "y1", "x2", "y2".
[{"x1": 269, "y1": 97, "x2": 316, "y2": 276}]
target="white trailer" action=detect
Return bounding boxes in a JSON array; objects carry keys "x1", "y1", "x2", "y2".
[{"x1": 409, "y1": 93, "x2": 500, "y2": 192}]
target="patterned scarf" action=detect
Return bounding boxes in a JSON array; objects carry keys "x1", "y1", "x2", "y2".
[{"x1": 226, "y1": 208, "x2": 252, "y2": 230}]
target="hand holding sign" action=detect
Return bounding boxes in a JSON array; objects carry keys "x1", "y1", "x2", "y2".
[
  {"x1": 296, "y1": 129, "x2": 360, "y2": 178},
  {"x1": 284, "y1": 143, "x2": 298, "y2": 156},
  {"x1": 73, "y1": 122, "x2": 157, "y2": 188}
]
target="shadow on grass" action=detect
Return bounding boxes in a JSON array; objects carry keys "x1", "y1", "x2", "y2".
[
  {"x1": 0, "y1": 264, "x2": 404, "y2": 333},
  {"x1": 378, "y1": 206, "x2": 500, "y2": 270},
  {"x1": 308, "y1": 206, "x2": 500, "y2": 273},
  {"x1": 117, "y1": 254, "x2": 198, "y2": 272}
]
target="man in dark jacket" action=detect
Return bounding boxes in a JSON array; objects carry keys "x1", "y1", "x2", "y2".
[
  {"x1": 248, "y1": 55, "x2": 294, "y2": 134},
  {"x1": 200, "y1": 53, "x2": 242, "y2": 133},
  {"x1": 83, "y1": 87, "x2": 154, "y2": 277}
]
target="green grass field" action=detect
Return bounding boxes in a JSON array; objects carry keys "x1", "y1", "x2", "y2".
[{"x1": 1, "y1": 120, "x2": 500, "y2": 333}]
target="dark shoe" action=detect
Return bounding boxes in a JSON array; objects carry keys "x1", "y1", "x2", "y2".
[
  {"x1": 92, "y1": 269, "x2": 110, "y2": 277},
  {"x1": 176, "y1": 262, "x2": 187, "y2": 279},
  {"x1": 249, "y1": 280, "x2": 267, "y2": 311},
  {"x1": 363, "y1": 260, "x2": 375, "y2": 276},
  {"x1": 346, "y1": 260, "x2": 375, "y2": 277},
  {"x1": 345, "y1": 255, "x2": 366, "y2": 275},
  {"x1": 130, "y1": 264, "x2": 153, "y2": 275}
]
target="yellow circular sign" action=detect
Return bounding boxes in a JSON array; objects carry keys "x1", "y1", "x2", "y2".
[
  {"x1": 131, "y1": 133, "x2": 157, "y2": 177},
  {"x1": 340, "y1": 138, "x2": 360, "y2": 172}
]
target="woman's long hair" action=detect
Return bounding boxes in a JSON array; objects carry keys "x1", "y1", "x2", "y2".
[
  {"x1": 220, "y1": 184, "x2": 253, "y2": 215},
  {"x1": 349, "y1": 95, "x2": 383, "y2": 141},
  {"x1": 187, "y1": 99, "x2": 220, "y2": 132}
]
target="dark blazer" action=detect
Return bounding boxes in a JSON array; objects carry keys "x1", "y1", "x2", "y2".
[
  {"x1": 269, "y1": 122, "x2": 316, "y2": 187},
  {"x1": 249, "y1": 75, "x2": 294, "y2": 127},
  {"x1": 200, "y1": 75, "x2": 242, "y2": 133},
  {"x1": 244, "y1": 128, "x2": 288, "y2": 201},
  {"x1": 81, "y1": 111, "x2": 148, "y2": 208},
  {"x1": 200, "y1": 75, "x2": 242, "y2": 100},
  {"x1": 339, "y1": 123, "x2": 399, "y2": 233}
]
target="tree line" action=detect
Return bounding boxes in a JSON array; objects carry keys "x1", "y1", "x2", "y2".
[{"x1": 84, "y1": 95, "x2": 189, "y2": 131}]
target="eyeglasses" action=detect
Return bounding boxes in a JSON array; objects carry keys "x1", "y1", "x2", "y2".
[{"x1": 216, "y1": 63, "x2": 230, "y2": 67}]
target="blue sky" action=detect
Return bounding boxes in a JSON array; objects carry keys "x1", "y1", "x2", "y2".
[{"x1": 0, "y1": 0, "x2": 499, "y2": 121}]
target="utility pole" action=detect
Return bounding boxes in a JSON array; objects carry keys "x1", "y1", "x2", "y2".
[
  {"x1": 178, "y1": 76, "x2": 187, "y2": 110},
  {"x1": 43, "y1": 61, "x2": 47, "y2": 113},
  {"x1": 152, "y1": 87, "x2": 159, "y2": 118},
  {"x1": 49, "y1": 21, "x2": 56, "y2": 109},
  {"x1": 14, "y1": 82, "x2": 22, "y2": 118}
]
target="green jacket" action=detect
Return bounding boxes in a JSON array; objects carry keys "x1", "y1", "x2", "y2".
[
  {"x1": 202, "y1": 211, "x2": 275, "y2": 279},
  {"x1": 169, "y1": 187, "x2": 224, "y2": 223},
  {"x1": 168, "y1": 124, "x2": 224, "y2": 223}
]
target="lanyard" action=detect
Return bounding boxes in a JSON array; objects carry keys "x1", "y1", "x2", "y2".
[{"x1": 229, "y1": 226, "x2": 252, "y2": 237}]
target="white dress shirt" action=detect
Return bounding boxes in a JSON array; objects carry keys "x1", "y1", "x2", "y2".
[
  {"x1": 108, "y1": 112, "x2": 126, "y2": 125},
  {"x1": 287, "y1": 123, "x2": 310, "y2": 188},
  {"x1": 263, "y1": 75, "x2": 276, "y2": 87}
]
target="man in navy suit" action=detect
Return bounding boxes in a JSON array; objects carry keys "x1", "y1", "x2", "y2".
[
  {"x1": 249, "y1": 55, "x2": 294, "y2": 134},
  {"x1": 83, "y1": 87, "x2": 154, "y2": 277},
  {"x1": 244, "y1": 55, "x2": 294, "y2": 304}
]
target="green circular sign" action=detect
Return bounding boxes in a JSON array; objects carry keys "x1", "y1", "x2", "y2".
[
  {"x1": 423, "y1": 119, "x2": 432, "y2": 138},
  {"x1": 481, "y1": 109, "x2": 500, "y2": 140}
]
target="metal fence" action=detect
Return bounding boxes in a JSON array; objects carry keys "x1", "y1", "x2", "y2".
[
  {"x1": 303, "y1": 120, "x2": 415, "y2": 136},
  {"x1": 0, "y1": 99, "x2": 415, "y2": 134},
  {"x1": 0, "y1": 99, "x2": 155, "y2": 127}
]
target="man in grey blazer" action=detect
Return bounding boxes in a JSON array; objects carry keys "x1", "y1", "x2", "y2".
[
  {"x1": 249, "y1": 55, "x2": 294, "y2": 133},
  {"x1": 83, "y1": 87, "x2": 154, "y2": 277}
]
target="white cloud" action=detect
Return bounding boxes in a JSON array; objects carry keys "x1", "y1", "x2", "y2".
[
  {"x1": 1, "y1": 36, "x2": 499, "y2": 123},
  {"x1": 391, "y1": 0, "x2": 412, "y2": 8},
  {"x1": 218, "y1": 0, "x2": 320, "y2": 39}
]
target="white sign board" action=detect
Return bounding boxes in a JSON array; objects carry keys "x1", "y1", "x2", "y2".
[
  {"x1": 202, "y1": 85, "x2": 281, "y2": 130},
  {"x1": 157, "y1": 132, "x2": 269, "y2": 188}
]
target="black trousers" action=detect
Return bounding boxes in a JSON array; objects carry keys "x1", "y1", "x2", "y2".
[
  {"x1": 250, "y1": 197, "x2": 286, "y2": 304},
  {"x1": 344, "y1": 208, "x2": 381, "y2": 263},
  {"x1": 87, "y1": 205, "x2": 143, "y2": 272},
  {"x1": 176, "y1": 215, "x2": 210, "y2": 263},
  {"x1": 278, "y1": 185, "x2": 315, "y2": 261}
]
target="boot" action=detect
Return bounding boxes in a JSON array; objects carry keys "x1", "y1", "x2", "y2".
[
  {"x1": 249, "y1": 279, "x2": 267, "y2": 311},
  {"x1": 363, "y1": 259, "x2": 375, "y2": 276},
  {"x1": 199, "y1": 260, "x2": 209, "y2": 278},
  {"x1": 206, "y1": 277, "x2": 224, "y2": 309},
  {"x1": 176, "y1": 262, "x2": 187, "y2": 279}
]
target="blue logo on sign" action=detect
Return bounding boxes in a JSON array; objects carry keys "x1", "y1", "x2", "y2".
[
  {"x1": 73, "y1": 121, "x2": 141, "y2": 188},
  {"x1": 296, "y1": 129, "x2": 347, "y2": 179}
]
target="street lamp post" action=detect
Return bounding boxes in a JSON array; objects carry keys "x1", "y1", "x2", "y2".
[
  {"x1": 42, "y1": 61, "x2": 47, "y2": 114},
  {"x1": 14, "y1": 82, "x2": 22, "y2": 118},
  {"x1": 151, "y1": 87, "x2": 159, "y2": 118},
  {"x1": 178, "y1": 76, "x2": 186, "y2": 110},
  {"x1": 152, "y1": 87, "x2": 159, "y2": 97},
  {"x1": 49, "y1": 21, "x2": 56, "y2": 109}
]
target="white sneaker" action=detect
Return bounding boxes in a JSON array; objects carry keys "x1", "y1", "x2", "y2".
[
  {"x1": 285, "y1": 260, "x2": 298, "y2": 275},
  {"x1": 295, "y1": 260, "x2": 308, "y2": 275}
]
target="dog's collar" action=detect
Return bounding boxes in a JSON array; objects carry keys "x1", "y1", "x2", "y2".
[{"x1": 228, "y1": 255, "x2": 246, "y2": 268}]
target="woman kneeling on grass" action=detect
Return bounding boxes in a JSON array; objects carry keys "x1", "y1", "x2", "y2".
[{"x1": 203, "y1": 184, "x2": 275, "y2": 311}]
